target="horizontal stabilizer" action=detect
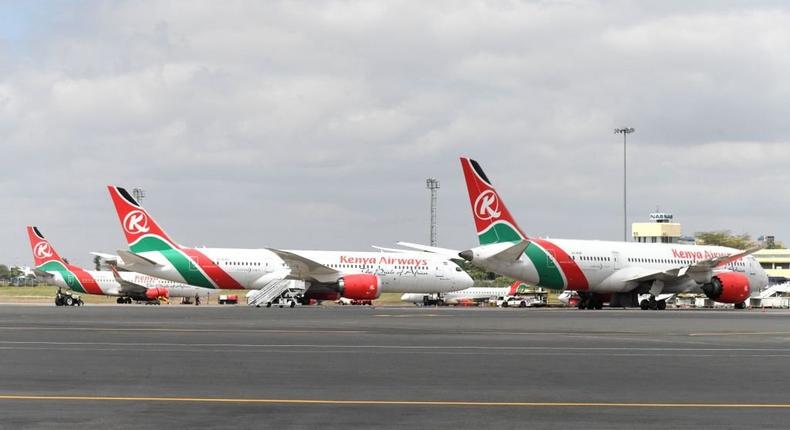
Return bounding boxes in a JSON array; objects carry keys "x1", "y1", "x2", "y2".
[
  {"x1": 488, "y1": 240, "x2": 530, "y2": 262},
  {"x1": 116, "y1": 250, "x2": 160, "y2": 267},
  {"x1": 33, "y1": 269, "x2": 54, "y2": 279}
]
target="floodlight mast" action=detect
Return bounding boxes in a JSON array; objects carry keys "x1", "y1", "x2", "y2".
[
  {"x1": 132, "y1": 188, "x2": 146, "y2": 206},
  {"x1": 426, "y1": 178, "x2": 440, "y2": 246},
  {"x1": 614, "y1": 127, "x2": 635, "y2": 242}
]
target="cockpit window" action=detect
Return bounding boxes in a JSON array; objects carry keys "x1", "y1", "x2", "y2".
[{"x1": 455, "y1": 267, "x2": 462, "y2": 272}]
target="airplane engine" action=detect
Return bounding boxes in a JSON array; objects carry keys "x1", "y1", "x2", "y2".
[
  {"x1": 145, "y1": 287, "x2": 170, "y2": 300},
  {"x1": 339, "y1": 274, "x2": 381, "y2": 300},
  {"x1": 702, "y1": 272, "x2": 750, "y2": 304}
]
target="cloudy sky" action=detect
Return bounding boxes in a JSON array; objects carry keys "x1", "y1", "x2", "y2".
[{"x1": 2, "y1": 0, "x2": 790, "y2": 267}]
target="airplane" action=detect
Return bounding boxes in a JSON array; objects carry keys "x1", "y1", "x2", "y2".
[
  {"x1": 106, "y1": 186, "x2": 473, "y2": 303},
  {"x1": 398, "y1": 157, "x2": 769, "y2": 310},
  {"x1": 401, "y1": 281, "x2": 530, "y2": 306},
  {"x1": 27, "y1": 226, "x2": 208, "y2": 304}
]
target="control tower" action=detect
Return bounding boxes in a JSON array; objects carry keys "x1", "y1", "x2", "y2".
[{"x1": 631, "y1": 212, "x2": 682, "y2": 244}]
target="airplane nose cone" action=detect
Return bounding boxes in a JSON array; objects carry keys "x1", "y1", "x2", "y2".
[
  {"x1": 460, "y1": 274, "x2": 473, "y2": 289},
  {"x1": 459, "y1": 250, "x2": 473, "y2": 261}
]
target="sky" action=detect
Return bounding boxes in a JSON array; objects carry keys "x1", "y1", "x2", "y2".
[{"x1": 2, "y1": 0, "x2": 790, "y2": 267}]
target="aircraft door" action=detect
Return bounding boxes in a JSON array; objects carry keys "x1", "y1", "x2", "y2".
[{"x1": 612, "y1": 251, "x2": 622, "y2": 270}]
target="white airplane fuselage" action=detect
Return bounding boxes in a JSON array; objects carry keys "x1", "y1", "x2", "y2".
[
  {"x1": 122, "y1": 248, "x2": 473, "y2": 293},
  {"x1": 467, "y1": 239, "x2": 768, "y2": 294}
]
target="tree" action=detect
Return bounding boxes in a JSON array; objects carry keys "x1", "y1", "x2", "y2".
[
  {"x1": 460, "y1": 261, "x2": 516, "y2": 288},
  {"x1": 0, "y1": 264, "x2": 9, "y2": 280},
  {"x1": 695, "y1": 231, "x2": 755, "y2": 249}
]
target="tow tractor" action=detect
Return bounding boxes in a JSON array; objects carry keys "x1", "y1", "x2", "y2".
[{"x1": 54, "y1": 288, "x2": 83, "y2": 306}]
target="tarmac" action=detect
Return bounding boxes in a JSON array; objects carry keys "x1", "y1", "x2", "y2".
[{"x1": 1, "y1": 304, "x2": 790, "y2": 429}]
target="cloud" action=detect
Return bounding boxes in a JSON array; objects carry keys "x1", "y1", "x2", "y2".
[{"x1": 2, "y1": 0, "x2": 790, "y2": 266}]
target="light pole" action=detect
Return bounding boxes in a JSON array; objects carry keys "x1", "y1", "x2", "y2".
[
  {"x1": 614, "y1": 127, "x2": 635, "y2": 242},
  {"x1": 426, "y1": 178, "x2": 440, "y2": 246},
  {"x1": 132, "y1": 188, "x2": 146, "y2": 205}
]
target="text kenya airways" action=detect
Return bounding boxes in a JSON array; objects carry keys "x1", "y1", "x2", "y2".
[
  {"x1": 339, "y1": 256, "x2": 429, "y2": 266},
  {"x1": 671, "y1": 249, "x2": 730, "y2": 260}
]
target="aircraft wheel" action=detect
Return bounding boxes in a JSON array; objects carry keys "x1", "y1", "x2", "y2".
[
  {"x1": 657, "y1": 300, "x2": 667, "y2": 310},
  {"x1": 734, "y1": 302, "x2": 746, "y2": 310},
  {"x1": 64, "y1": 296, "x2": 74, "y2": 306},
  {"x1": 594, "y1": 300, "x2": 603, "y2": 310},
  {"x1": 639, "y1": 300, "x2": 649, "y2": 310},
  {"x1": 117, "y1": 297, "x2": 124, "y2": 304},
  {"x1": 55, "y1": 297, "x2": 63, "y2": 306},
  {"x1": 266, "y1": 302, "x2": 272, "y2": 308},
  {"x1": 648, "y1": 298, "x2": 658, "y2": 310},
  {"x1": 289, "y1": 301, "x2": 296, "y2": 308}
]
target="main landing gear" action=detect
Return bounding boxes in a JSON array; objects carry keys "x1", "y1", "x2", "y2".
[
  {"x1": 116, "y1": 297, "x2": 133, "y2": 304},
  {"x1": 576, "y1": 293, "x2": 604, "y2": 310},
  {"x1": 639, "y1": 296, "x2": 667, "y2": 310}
]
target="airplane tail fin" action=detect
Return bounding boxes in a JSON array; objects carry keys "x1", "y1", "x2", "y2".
[
  {"x1": 460, "y1": 157, "x2": 527, "y2": 245},
  {"x1": 26, "y1": 226, "x2": 66, "y2": 268},
  {"x1": 107, "y1": 186, "x2": 178, "y2": 252}
]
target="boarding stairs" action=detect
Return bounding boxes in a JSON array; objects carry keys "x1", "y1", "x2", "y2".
[
  {"x1": 749, "y1": 283, "x2": 790, "y2": 308},
  {"x1": 247, "y1": 279, "x2": 305, "y2": 306}
]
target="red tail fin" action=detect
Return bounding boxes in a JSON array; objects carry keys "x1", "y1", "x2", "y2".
[
  {"x1": 107, "y1": 186, "x2": 177, "y2": 247},
  {"x1": 26, "y1": 226, "x2": 65, "y2": 267},
  {"x1": 460, "y1": 157, "x2": 526, "y2": 244}
]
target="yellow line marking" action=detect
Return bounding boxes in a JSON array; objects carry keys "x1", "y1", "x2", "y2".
[{"x1": 0, "y1": 395, "x2": 789, "y2": 408}]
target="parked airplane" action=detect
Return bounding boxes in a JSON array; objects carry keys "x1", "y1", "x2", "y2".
[
  {"x1": 401, "y1": 281, "x2": 526, "y2": 306},
  {"x1": 399, "y1": 157, "x2": 768, "y2": 310},
  {"x1": 27, "y1": 226, "x2": 206, "y2": 304},
  {"x1": 106, "y1": 186, "x2": 473, "y2": 302}
]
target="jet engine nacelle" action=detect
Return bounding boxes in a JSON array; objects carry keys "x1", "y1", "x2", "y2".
[
  {"x1": 338, "y1": 274, "x2": 381, "y2": 300},
  {"x1": 145, "y1": 287, "x2": 170, "y2": 300},
  {"x1": 702, "y1": 272, "x2": 750, "y2": 304}
]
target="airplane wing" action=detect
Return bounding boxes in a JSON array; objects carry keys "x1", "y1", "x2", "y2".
[
  {"x1": 370, "y1": 245, "x2": 413, "y2": 253},
  {"x1": 678, "y1": 245, "x2": 765, "y2": 275},
  {"x1": 266, "y1": 248, "x2": 340, "y2": 284},
  {"x1": 395, "y1": 242, "x2": 461, "y2": 260},
  {"x1": 626, "y1": 245, "x2": 765, "y2": 284},
  {"x1": 108, "y1": 264, "x2": 147, "y2": 296},
  {"x1": 90, "y1": 252, "x2": 120, "y2": 263}
]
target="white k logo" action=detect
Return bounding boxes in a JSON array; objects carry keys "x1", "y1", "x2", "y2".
[
  {"x1": 473, "y1": 190, "x2": 501, "y2": 221},
  {"x1": 34, "y1": 242, "x2": 53, "y2": 259},
  {"x1": 123, "y1": 210, "x2": 150, "y2": 235}
]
